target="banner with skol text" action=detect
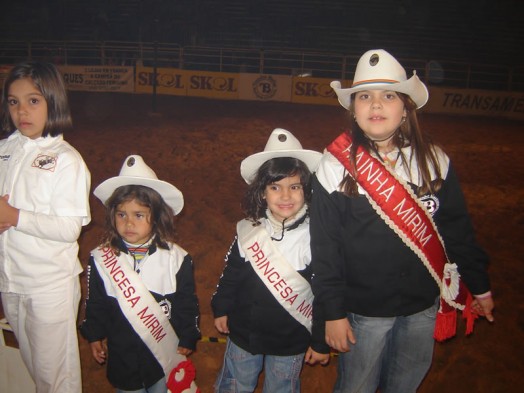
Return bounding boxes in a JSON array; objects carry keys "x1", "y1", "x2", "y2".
[
  {"x1": 59, "y1": 66, "x2": 134, "y2": 93},
  {"x1": 426, "y1": 86, "x2": 524, "y2": 120},
  {"x1": 186, "y1": 70, "x2": 239, "y2": 101},
  {"x1": 135, "y1": 66, "x2": 188, "y2": 96},
  {"x1": 291, "y1": 76, "x2": 340, "y2": 106},
  {"x1": 135, "y1": 67, "x2": 239, "y2": 101}
]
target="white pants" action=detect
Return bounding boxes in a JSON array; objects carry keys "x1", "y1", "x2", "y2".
[{"x1": 2, "y1": 276, "x2": 82, "y2": 393}]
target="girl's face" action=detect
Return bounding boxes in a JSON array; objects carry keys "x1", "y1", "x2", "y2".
[
  {"x1": 7, "y1": 77, "x2": 48, "y2": 139},
  {"x1": 115, "y1": 199, "x2": 154, "y2": 245},
  {"x1": 354, "y1": 90, "x2": 406, "y2": 142},
  {"x1": 264, "y1": 174, "x2": 305, "y2": 223}
]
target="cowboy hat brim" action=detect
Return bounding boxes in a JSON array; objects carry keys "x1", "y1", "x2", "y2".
[
  {"x1": 330, "y1": 73, "x2": 429, "y2": 109},
  {"x1": 240, "y1": 149, "x2": 323, "y2": 184},
  {"x1": 94, "y1": 176, "x2": 184, "y2": 215}
]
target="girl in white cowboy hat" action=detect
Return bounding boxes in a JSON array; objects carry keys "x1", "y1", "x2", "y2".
[
  {"x1": 80, "y1": 155, "x2": 200, "y2": 393},
  {"x1": 310, "y1": 49, "x2": 495, "y2": 393},
  {"x1": 212, "y1": 128, "x2": 330, "y2": 393}
]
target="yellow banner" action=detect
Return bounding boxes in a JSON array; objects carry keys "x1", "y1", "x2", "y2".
[
  {"x1": 186, "y1": 70, "x2": 238, "y2": 100},
  {"x1": 291, "y1": 76, "x2": 340, "y2": 106},
  {"x1": 426, "y1": 86, "x2": 524, "y2": 120},
  {"x1": 135, "y1": 67, "x2": 187, "y2": 95},
  {"x1": 136, "y1": 67, "x2": 239, "y2": 100},
  {"x1": 238, "y1": 74, "x2": 292, "y2": 102},
  {"x1": 59, "y1": 65, "x2": 134, "y2": 92}
]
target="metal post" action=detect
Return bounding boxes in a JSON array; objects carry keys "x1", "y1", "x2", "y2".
[{"x1": 152, "y1": 40, "x2": 158, "y2": 113}]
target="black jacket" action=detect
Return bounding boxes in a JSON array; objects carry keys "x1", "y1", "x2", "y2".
[
  {"x1": 310, "y1": 146, "x2": 491, "y2": 322},
  {"x1": 211, "y1": 217, "x2": 329, "y2": 355},
  {"x1": 80, "y1": 241, "x2": 200, "y2": 390}
]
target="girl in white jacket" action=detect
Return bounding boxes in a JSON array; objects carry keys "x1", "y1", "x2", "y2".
[{"x1": 0, "y1": 61, "x2": 91, "y2": 393}]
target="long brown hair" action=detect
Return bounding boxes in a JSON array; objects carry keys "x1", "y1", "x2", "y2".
[
  {"x1": 1, "y1": 61, "x2": 72, "y2": 137},
  {"x1": 340, "y1": 92, "x2": 443, "y2": 196},
  {"x1": 101, "y1": 185, "x2": 176, "y2": 254}
]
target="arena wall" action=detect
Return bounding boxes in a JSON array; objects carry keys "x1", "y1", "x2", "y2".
[{"x1": 2, "y1": 64, "x2": 523, "y2": 121}]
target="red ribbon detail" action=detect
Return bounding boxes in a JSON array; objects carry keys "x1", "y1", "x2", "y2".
[
  {"x1": 327, "y1": 132, "x2": 476, "y2": 342},
  {"x1": 166, "y1": 359, "x2": 199, "y2": 393}
]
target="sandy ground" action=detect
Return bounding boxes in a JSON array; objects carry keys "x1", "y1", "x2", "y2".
[{"x1": 2, "y1": 92, "x2": 524, "y2": 392}]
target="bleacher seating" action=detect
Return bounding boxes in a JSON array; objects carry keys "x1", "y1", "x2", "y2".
[{"x1": 1, "y1": 0, "x2": 523, "y2": 65}]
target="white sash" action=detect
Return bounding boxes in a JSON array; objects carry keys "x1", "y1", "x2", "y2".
[
  {"x1": 237, "y1": 220, "x2": 314, "y2": 333},
  {"x1": 92, "y1": 246, "x2": 199, "y2": 392}
]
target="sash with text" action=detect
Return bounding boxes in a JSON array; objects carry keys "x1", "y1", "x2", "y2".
[
  {"x1": 327, "y1": 132, "x2": 476, "y2": 341},
  {"x1": 237, "y1": 220, "x2": 314, "y2": 333},
  {"x1": 92, "y1": 246, "x2": 199, "y2": 392}
]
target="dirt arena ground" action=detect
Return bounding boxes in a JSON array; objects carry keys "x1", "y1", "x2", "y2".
[{"x1": 2, "y1": 92, "x2": 524, "y2": 392}]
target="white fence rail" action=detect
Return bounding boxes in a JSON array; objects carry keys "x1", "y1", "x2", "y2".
[{"x1": 1, "y1": 40, "x2": 523, "y2": 91}]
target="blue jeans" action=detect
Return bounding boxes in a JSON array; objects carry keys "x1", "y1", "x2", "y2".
[
  {"x1": 214, "y1": 338, "x2": 305, "y2": 393},
  {"x1": 334, "y1": 299, "x2": 439, "y2": 393},
  {"x1": 116, "y1": 377, "x2": 166, "y2": 393}
]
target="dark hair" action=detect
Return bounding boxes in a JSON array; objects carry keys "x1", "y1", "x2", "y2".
[
  {"x1": 242, "y1": 157, "x2": 312, "y2": 222},
  {"x1": 101, "y1": 185, "x2": 176, "y2": 253},
  {"x1": 340, "y1": 92, "x2": 443, "y2": 196},
  {"x1": 1, "y1": 61, "x2": 72, "y2": 137}
]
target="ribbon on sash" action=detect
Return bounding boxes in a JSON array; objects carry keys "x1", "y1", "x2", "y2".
[
  {"x1": 326, "y1": 133, "x2": 476, "y2": 341},
  {"x1": 92, "y1": 246, "x2": 200, "y2": 392},
  {"x1": 237, "y1": 220, "x2": 314, "y2": 333}
]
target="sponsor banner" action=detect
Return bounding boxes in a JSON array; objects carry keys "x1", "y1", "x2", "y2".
[
  {"x1": 186, "y1": 70, "x2": 238, "y2": 100},
  {"x1": 136, "y1": 67, "x2": 238, "y2": 100},
  {"x1": 238, "y1": 74, "x2": 292, "y2": 102},
  {"x1": 291, "y1": 76, "x2": 340, "y2": 106},
  {"x1": 426, "y1": 86, "x2": 524, "y2": 120},
  {"x1": 135, "y1": 66, "x2": 187, "y2": 95},
  {"x1": 59, "y1": 65, "x2": 134, "y2": 92}
]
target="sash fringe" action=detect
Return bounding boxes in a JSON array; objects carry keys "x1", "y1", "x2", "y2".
[
  {"x1": 463, "y1": 292, "x2": 478, "y2": 336},
  {"x1": 434, "y1": 308, "x2": 457, "y2": 342},
  {"x1": 434, "y1": 293, "x2": 477, "y2": 342}
]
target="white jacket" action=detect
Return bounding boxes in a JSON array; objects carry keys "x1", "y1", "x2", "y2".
[{"x1": 0, "y1": 131, "x2": 91, "y2": 293}]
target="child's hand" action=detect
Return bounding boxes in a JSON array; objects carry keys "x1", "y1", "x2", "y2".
[
  {"x1": 472, "y1": 292, "x2": 495, "y2": 322},
  {"x1": 214, "y1": 316, "x2": 229, "y2": 334},
  {"x1": 304, "y1": 347, "x2": 330, "y2": 366},
  {"x1": 177, "y1": 346, "x2": 193, "y2": 356},
  {"x1": 89, "y1": 340, "x2": 107, "y2": 365},
  {"x1": 325, "y1": 318, "x2": 356, "y2": 353},
  {"x1": 0, "y1": 195, "x2": 18, "y2": 230}
]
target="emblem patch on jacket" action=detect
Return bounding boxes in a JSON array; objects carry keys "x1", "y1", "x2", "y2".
[
  {"x1": 159, "y1": 299, "x2": 172, "y2": 319},
  {"x1": 420, "y1": 194, "x2": 440, "y2": 215},
  {"x1": 32, "y1": 154, "x2": 57, "y2": 171}
]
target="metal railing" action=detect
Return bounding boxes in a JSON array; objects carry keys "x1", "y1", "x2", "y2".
[{"x1": 1, "y1": 40, "x2": 523, "y2": 91}]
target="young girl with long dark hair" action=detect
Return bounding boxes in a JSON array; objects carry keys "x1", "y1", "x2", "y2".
[{"x1": 310, "y1": 49, "x2": 495, "y2": 393}]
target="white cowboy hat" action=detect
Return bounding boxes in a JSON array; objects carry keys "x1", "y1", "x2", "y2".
[
  {"x1": 240, "y1": 128, "x2": 322, "y2": 184},
  {"x1": 330, "y1": 49, "x2": 429, "y2": 109},
  {"x1": 94, "y1": 155, "x2": 184, "y2": 215}
]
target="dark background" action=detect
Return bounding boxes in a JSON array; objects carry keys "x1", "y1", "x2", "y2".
[{"x1": 1, "y1": 0, "x2": 523, "y2": 65}]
